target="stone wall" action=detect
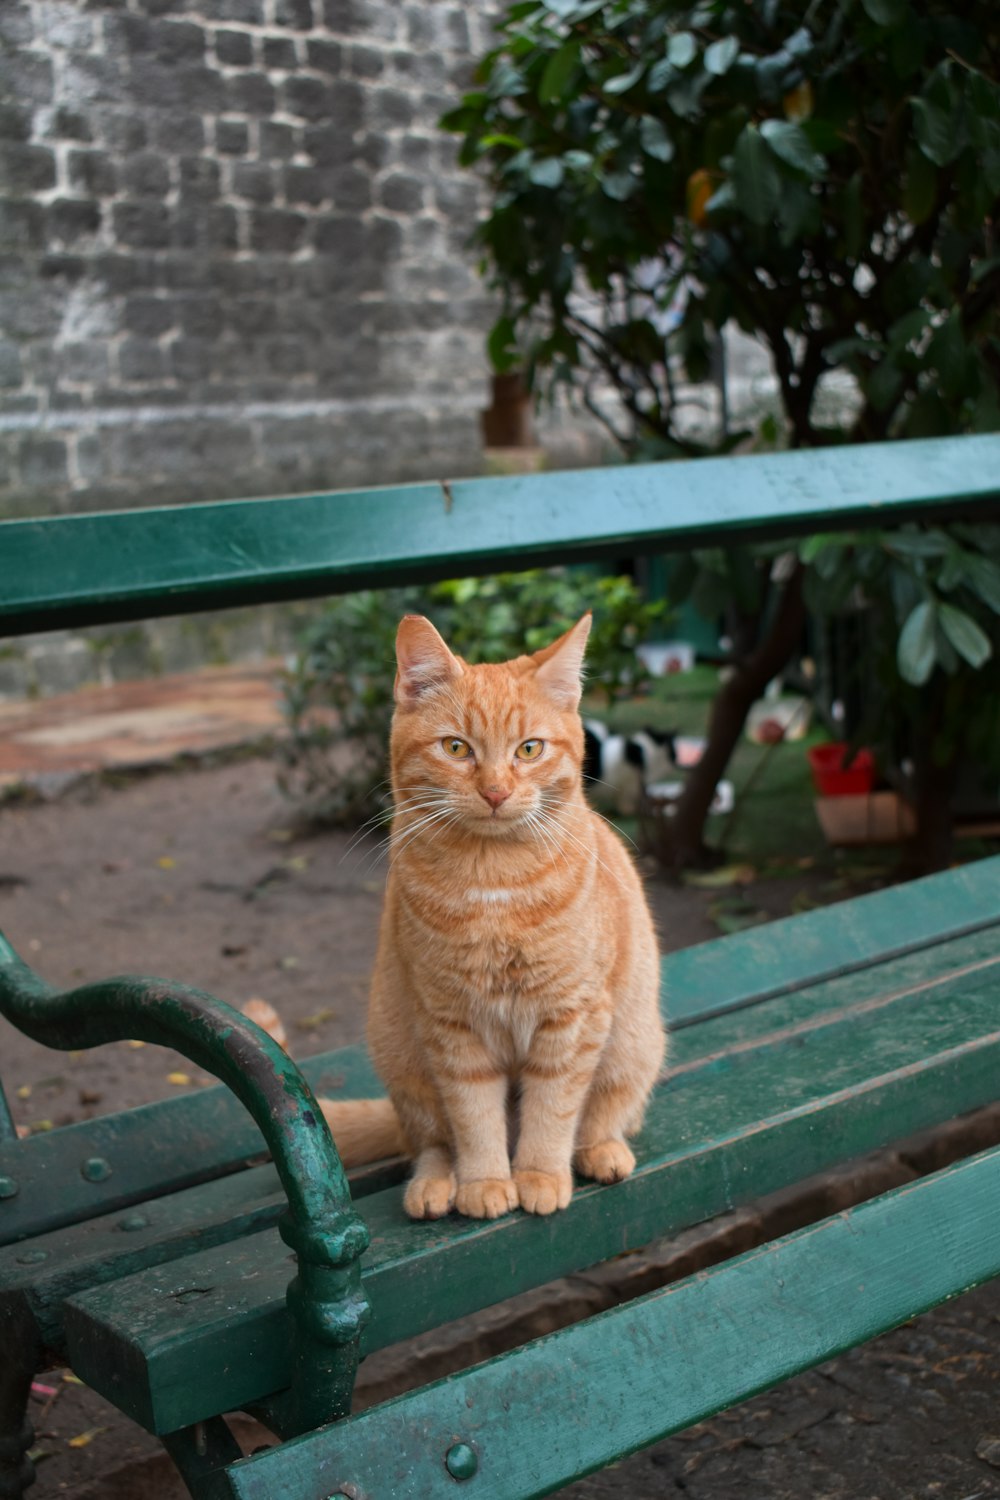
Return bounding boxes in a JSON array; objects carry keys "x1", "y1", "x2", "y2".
[{"x1": 0, "y1": 0, "x2": 498, "y2": 518}]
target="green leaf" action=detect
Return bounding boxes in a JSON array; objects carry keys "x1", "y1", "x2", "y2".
[
  {"x1": 825, "y1": 335, "x2": 873, "y2": 366},
  {"x1": 887, "y1": 308, "x2": 929, "y2": 352},
  {"x1": 897, "y1": 599, "x2": 938, "y2": 685},
  {"x1": 938, "y1": 603, "x2": 993, "y2": 670},
  {"x1": 639, "y1": 116, "x2": 675, "y2": 163},
  {"x1": 667, "y1": 31, "x2": 696, "y2": 68},
  {"x1": 866, "y1": 358, "x2": 903, "y2": 413},
  {"x1": 862, "y1": 0, "x2": 907, "y2": 23},
  {"x1": 480, "y1": 133, "x2": 525, "y2": 150},
  {"x1": 487, "y1": 315, "x2": 520, "y2": 373},
  {"x1": 529, "y1": 156, "x2": 565, "y2": 188},
  {"x1": 731, "y1": 125, "x2": 782, "y2": 227},
  {"x1": 539, "y1": 40, "x2": 581, "y2": 104},
  {"x1": 912, "y1": 96, "x2": 967, "y2": 168},
  {"x1": 601, "y1": 168, "x2": 638, "y2": 201},
  {"x1": 800, "y1": 534, "x2": 836, "y2": 564},
  {"x1": 604, "y1": 62, "x2": 645, "y2": 95},
  {"x1": 888, "y1": 529, "x2": 950, "y2": 558},
  {"x1": 902, "y1": 148, "x2": 937, "y2": 224},
  {"x1": 760, "y1": 120, "x2": 826, "y2": 178},
  {"x1": 971, "y1": 255, "x2": 1000, "y2": 285},
  {"x1": 929, "y1": 310, "x2": 974, "y2": 401},
  {"x1": 704, "y1": 36, "x2": 739, "y2": 77},
  {"x1": 965, "y1": 555, "x2": 1000, "y2": 614}
]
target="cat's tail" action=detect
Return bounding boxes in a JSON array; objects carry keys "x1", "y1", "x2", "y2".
[{"x1": 317, "y1": 1097, "x2": 408, "y2": 1167}]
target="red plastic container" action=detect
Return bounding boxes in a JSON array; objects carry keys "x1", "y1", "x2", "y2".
[{"x1": 807, "y1": 743, "x2": 876, "y2": 797}]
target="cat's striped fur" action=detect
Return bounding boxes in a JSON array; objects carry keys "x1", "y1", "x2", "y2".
[{"x1": 320, "y1": 613, "x2": 665, "y2": 1219}]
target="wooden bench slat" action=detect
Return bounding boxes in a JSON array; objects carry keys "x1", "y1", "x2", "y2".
[
  {"x1": 0, "y1": 1044, "x2": 382, "y2": 1246},
  {"x1": 2, "y1": 435, "x2": 998, "y2": 634},
  {"x1": 5, "y1": 860, "x2": 997, "y2": 1244},
  {"x1": 223, "y1": 1144, "x2": 1000, "y2": 1500},
  {"x1": 62, "y1": 950, "x2": 1000, "y2": 1432},
  {"x1": 667, "y1": 854, "x2": 1000, "y2": 1027},
  {"x1": 670, "y1": 922, "x2": 1000, "y2": 1066}
]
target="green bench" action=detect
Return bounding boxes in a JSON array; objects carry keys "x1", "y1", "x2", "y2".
[{"x1": 2, "y1": 433, "x2": 999, "y2": 1499}]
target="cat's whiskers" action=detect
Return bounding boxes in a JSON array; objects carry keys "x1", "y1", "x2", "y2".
[
  {"x1": 387, "y1": 813, "x2": 464, "y2": 868},
  {"x1": 522, "y1": 808, "x2": 565, "y2": 868},
  {"x1": 533, "y1": 798, "x2": 628, "y2": 893},
  {"x1": 357, "y1": 799, "x2": 454, "y2": 875},
  {"x1": 387, "y1": 805, "x2": 462, "y2": 862},
  {"x1": 340, "y1": 778, "x2": 445, "y2": 861}
]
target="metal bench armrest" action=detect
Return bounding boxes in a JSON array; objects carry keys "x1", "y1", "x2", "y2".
[{"x1": 0, "y1": 928, "x2": 368, "y2": 1436}]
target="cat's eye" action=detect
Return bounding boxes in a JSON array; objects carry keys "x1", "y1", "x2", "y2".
[
  {"x1": 442, "y1": 737, "x2": 472, "y2": 759},
  {"x1": 516, "y1": 739, "x2": 545, "y2": 761}
]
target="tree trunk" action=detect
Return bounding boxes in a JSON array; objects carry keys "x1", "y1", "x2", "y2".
[
  {"x1": 903, "y1": 685, "x2": 959, "y2": 875},
  {"x1": 653, "y1": 562, "x2": 807, "y2": 874}
]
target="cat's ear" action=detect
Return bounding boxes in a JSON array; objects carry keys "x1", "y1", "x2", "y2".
[
  {"x1": 395, "y1": 615, "x2": 463, "y2": 706},
  {"x1": 532, "y1": 613, "x2": 591, "y2": 710}
]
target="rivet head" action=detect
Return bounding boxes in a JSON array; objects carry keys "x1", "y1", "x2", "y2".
[
  {"x1": 445, "y1": 1443, "x2": 478, "y2": 1481},
  {"x1": 17, "y1": 1248, "x2": 47, "y2": 1265},
  {"x1": 0, "y1": 1176, "x2": 18, "y2": 1200},
  {"x1": 81, "y1": 1156, "x2": 112, "y2": 1183},
  {"x1": 118, "y1": 1212, "x2": 149, "y2": 1232}
]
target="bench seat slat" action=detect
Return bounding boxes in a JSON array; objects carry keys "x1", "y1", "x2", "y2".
[
  {"x1": 0, "y1": 1045, "x2": 383, "y2": 1246},
  {"x1": 61, "y1": 952, "x2": 1000, "y2": 1433},
  {"x1": 666, "y1": 854, "x2": 1000, "y2": 1027},
  {"x1": 2, "y1": 436, "x2": 998, "y2": 635},
  {"x1": 224, "y1": 1144, "x2": 1000, "y2": 1500},
  {"x1": 4, "y1": 860, "x2": 997, "y2": 1245}
]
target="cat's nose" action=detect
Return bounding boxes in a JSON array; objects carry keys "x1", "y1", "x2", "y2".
[{"x1": 481, "y1": 786, "x2": 511, "y2": 809}]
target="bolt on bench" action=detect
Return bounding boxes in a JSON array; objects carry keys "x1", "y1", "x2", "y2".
[{"x1": 2, "y1": 434, "x2": 1000, "y2": 1499}]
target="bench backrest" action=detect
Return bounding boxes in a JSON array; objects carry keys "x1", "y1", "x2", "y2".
[{"x1": 2, "y1": 434, "x2": 998, "y2": 635}]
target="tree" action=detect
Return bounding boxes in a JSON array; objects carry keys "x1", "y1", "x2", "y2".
[{"x1": 443, "y1": 0, "x2": 1000, "y2": 869}]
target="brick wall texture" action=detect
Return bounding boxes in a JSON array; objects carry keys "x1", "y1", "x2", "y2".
[{"x1": 0, "y1": 0, "x2": 498, "y2": 517}]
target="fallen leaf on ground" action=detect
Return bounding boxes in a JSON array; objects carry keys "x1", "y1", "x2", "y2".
[
  {"x1": 16, "y1": 1085, "x2": 31, "y2": 1099},
  {"x1": 685, "y1": 863, "x2": 757, "y2": 889},
  {"x1": 167, "y1": 1072, "x2": 192, "y2": 1086},
  {"x1": 976, "y1": 1436, "x2": 1000, "y2": 1469},
  {"x1": 792, "y1": 890, "x2": 822, "y2": 914},
  {"x1": 157, "y1": 856, "x2": 176, "y2": 870},
  {"x1": 295, "y1": 1008, "x2": 337, "y2": 1030},
  {"x1": 125, "y1": 1039, "x2": 145, "y2": 1049},
  {"x1": 709, "y1": 898, "x2": 768, "y2": 935},
  {"x1": 68, "y1": 1428, "x2": 107, "y2": 1449}
]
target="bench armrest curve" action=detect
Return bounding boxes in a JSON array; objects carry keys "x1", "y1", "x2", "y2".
[{"x1": 0, "y1": 928, "x2": 369, "y2": 1434}]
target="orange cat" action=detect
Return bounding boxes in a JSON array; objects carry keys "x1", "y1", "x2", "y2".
[{"x1": 320, "y1": 613, "x2": 665, "y2": 1220}]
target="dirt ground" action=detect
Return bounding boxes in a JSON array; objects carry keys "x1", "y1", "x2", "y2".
[{"x1": 3, "y1": 756, "x2": 1000, "y2": 1498}]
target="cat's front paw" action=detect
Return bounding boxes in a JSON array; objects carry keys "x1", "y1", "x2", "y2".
[
  {"x1": 514, "y1": 1168, "x2": 573, "y2": 1215},
  {"x1": 403, "y1": 1171, "x2": 456, "y2": 1220},
  {"x1": 574, "y1": 1140, "x2": 635, "y2": 1184},
  {"x1": 455, "y1": 1178, "x2": 519, "y2": 1219}
]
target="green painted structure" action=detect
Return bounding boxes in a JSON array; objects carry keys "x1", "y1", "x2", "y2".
[{"x1": 1, "y1": 436, "x2": 999, "y2": 1498}]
